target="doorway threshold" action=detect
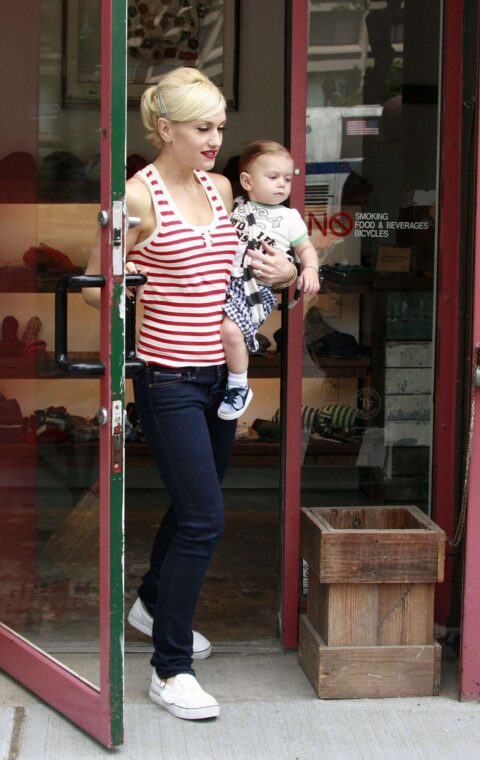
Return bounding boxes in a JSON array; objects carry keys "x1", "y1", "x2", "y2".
[{"x1": 34, "y1": 639, "x2": 282, "y2": 655}]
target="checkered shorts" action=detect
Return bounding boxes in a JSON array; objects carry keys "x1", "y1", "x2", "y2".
[{"x1": 224, "y1": 276, "x2": 277, "y2": 352}]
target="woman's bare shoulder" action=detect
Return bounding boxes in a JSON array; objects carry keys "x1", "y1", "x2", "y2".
[
  {"x1": 207, "y1": 172, "x2": 233, "y2": 213},
  {"x1": 126, "y1": 176, "x2": 151, "y2": 214}
]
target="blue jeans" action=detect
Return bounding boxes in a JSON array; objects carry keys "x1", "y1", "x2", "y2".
[{"x1": 133, "y1": 364, "x2": 236, "y2": 678}]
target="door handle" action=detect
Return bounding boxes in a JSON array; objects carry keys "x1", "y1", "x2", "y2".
[
  {"x1": 98, "y1": 210, "x2": 140, "y2": 229},
  {"x1": 125, "y1": 273, "x2": 147, "y2": 377},
  {"x1": 55, "y1": 274, "x2": 106, "y2": 375},
  {"x1": 56, "y1": 273, "x2": 147, "y2": 377}
]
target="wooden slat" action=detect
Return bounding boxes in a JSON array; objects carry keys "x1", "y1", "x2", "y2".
[
  {"x1": 385, "y1": 341, "x2": 432, "y2": 368},
  {"x1": 384, "y1": 394, "x2": 431, "y2": 421},
  {"x1": 306, "y1": 577, "x2": 434, "y2": 646},
  {"x1": 299, "y1": 615, "x2": 440, "y2": 699},
  {"x1": 385, "y1": 368, "x2": 432, "y2": 395},
  {"x1": 306, "y1": 569, "x2": 329, "y2": 640},
  {"x1": 385, "y1": 420, "x2": 431, "y2": 447},
  {"x1": 377, "y1": 583, "x2": 434, "y2": 645},
  {"x1": 301, "y1": 507, "x2": 445, "y2": 583},
  {"x1": 319, "y1": 532, "x2": 440, "y2": 583},
  {"x1": 308, "y1": 580, "x2": 378, "y2": 646}
]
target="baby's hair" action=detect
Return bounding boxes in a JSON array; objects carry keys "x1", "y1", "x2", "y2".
[
  {"x1": 239, "y1": 140, "x2": 292, "y2": 174},
  {"x1": 140, "y1": 67, "x2": 226, "y2": 150}
]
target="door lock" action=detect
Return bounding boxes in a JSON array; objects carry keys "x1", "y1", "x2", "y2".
[
  {"x1": 97, "y1": 407, "x2": 108, "y2": 426},
  {"x1": 98, "y1": 210, "x2": 109, "y2": 227}
]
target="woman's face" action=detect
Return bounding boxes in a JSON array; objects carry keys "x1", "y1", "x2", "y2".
[{"x1": 168, "y1": 109, "x2": 227, "y2": 170}]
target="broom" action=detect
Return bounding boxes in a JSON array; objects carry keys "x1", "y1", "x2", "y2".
[
  {"x1": 47, "y1": 300, "x2": 139, "y2": 583},
  {"x1": 46, "y1": 481, "x2": 100, "y2": 584}
]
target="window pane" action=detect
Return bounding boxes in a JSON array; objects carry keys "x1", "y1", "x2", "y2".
[{"x1": 303, "y1": 0, "x2": 441, "y2": 513}]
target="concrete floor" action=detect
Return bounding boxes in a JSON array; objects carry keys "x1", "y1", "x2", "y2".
[{"x1": 1, "y1": 650, "x2": 480, "y2": 760}]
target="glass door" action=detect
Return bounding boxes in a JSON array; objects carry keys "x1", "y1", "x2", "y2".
[
  {"x1": 0, "y1": 0, "x2": 126, "y2": 747},
  {"x1": 284, "y1": 0, "x2": 443, "y2": 645}
]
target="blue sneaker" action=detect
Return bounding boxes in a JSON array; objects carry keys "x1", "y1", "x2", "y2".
[{"x1": 217, "y1": 385, "x2": 253, "y2": 421}]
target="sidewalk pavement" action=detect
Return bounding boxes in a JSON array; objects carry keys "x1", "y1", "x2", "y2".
[{"x1": 1, "y1": 651, "x2": 479, "y2": 760}]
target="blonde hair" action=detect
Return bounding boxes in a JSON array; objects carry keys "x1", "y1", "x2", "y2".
[
  {"x1": 141, "y1": 67, "x2": 226, "y2": 151},
  {"x1": 239, "y1": 140, "x2": 292, "y2": 173}
]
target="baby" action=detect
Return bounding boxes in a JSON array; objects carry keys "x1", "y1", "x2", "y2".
[{"x1": 218, "y1": 140, "x2": 320, "y2": 420}]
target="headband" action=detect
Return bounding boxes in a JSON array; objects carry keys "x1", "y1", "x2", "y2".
[{"x1": 156, "y1": 88, "x2": 169, "y2": 118}]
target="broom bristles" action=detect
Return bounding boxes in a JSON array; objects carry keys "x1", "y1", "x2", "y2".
[{"x1": 46, "y1": 482, "x2": 100, "y2": 580}]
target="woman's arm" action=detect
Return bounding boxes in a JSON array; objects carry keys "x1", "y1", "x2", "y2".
[{"x1": 82, "y1": 178, "x2": 152, "y2": 309}]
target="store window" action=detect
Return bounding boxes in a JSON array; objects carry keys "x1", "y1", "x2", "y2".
[{"x1": 302, "y1": 0, "x2": 441, "y2": 509}]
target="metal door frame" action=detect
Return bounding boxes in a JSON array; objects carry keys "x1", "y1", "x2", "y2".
[{"x1": 0, "y1": 0, "x2": 127, "y2": 746}]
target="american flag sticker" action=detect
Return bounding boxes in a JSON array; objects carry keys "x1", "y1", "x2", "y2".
[{"x1": 346, "y1": 118, "x2": 380, "y2": 135}]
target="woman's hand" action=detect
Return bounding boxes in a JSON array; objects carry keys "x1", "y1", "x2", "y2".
[
  {"x1": 126, "y1": 260, "x2": 148, "y2": 300},
  {"x1": 247, "y1": 240, "x2": 296, "y2": 286}
]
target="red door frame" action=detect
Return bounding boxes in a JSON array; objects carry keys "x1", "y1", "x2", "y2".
[
  {"x1": 459, "y1": 23, "x2": 480, "y2": 702},
  {"x1": 282, "y1": 0, "x2": 308, "y2": 649},
  {"x1": 431, "y1": 0, "x2": 463, "y2": 628},
  {"x1": 0, "y1": 0, "x2": 125, "y2": 746}
]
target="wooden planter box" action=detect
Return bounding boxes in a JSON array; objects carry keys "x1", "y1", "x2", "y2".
[{"x1": 299, "y1": 506, "x2": 445, "y2": 699}]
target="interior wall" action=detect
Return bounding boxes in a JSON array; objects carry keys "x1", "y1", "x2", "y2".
[
  {"x1": 27, "y1": 1, "x2": 285, "y2": 176},
  {"x1": 0, "y1": 2, "x2": 40, "y2": 158},
  {"x1": 127, "y1": 0, "x2": 286, "y2": 172}
]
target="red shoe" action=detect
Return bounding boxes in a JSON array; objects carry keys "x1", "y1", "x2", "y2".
[{"x1": 23, "y1": 243, "x2": 76, "y2": 274}]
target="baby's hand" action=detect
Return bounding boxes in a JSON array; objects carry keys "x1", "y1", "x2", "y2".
[{"x1": 302, "y1": 267, "x2": 320, "y2": 295}]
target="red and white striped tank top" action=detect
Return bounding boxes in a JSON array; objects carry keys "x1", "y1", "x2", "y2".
[{"x1": 127, "y1": 165, "x2": 239, "y2": 367}]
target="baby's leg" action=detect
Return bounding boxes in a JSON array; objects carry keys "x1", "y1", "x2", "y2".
[
  {"x1": 218, "y1": 316, "x2": 253, "y2": 421},
  {"x1": 220, "y1": 316, "x2": 249, "y2": 374}
]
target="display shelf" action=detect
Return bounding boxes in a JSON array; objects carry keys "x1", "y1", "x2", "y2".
[
  {"x1": 230, "y1": 438, "x2": 360, "y2": 467},
  {"x1": 127, "y1": 438, "x2": 360, "y2": 468},
  {"x1": 0, "y1": 267, "x2": 84, "y2": 292},
  {"x1": 0, "y1": 353, "x2": 99, "y2": 379},
  {"x1": 320, "y1": 271, "x2": 433, "y2": 294},
  {"x1": 371, "y1": 273, "x2": 434, "y2": 291},
  {"x1": 0, "y1": 351, "x2": 371, "y2": 380},
  {"x1": 0, "y1": 437, "x2": 361, "y2": 470},
  {"x1": 249, "y1": 352, "x2": 281, "y2": 377},
  {"x1": 0, "y1": 267, "x2": 433, "y2": 295},
  {"x1": 307, "y1": 354, "x2": 370, "y2": 378},
  {"x1": 251, "y1": 351, "x2": 370, "y2": 378}
]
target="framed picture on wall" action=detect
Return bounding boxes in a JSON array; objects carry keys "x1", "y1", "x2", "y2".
[{"x1": 63, "y1": 0, "x2": 239, "y2": 109}]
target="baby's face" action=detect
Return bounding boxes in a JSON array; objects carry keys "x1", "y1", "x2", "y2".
[{"x1": 241, "y1": 153, "x2": 294, "y2": 205}]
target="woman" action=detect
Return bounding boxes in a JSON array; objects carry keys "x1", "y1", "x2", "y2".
[{"x1": 85, "y1": 67, "x2": 296, "y2": 721}]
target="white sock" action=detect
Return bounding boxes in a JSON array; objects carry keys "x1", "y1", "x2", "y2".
[{"x1": 227, "y1": 370, "x2": 248, "y2": 389}]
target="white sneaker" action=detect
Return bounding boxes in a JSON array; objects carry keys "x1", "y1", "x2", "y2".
[
  {"x1": 217, "y1": 385, "x2": 253, "y2": 420},
  {"x1": 149, "y1": 671, "x2": 220, "y2": 720},
  {"x1": 127, "y1": 598, "x2": 212, "y2": 660}
]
